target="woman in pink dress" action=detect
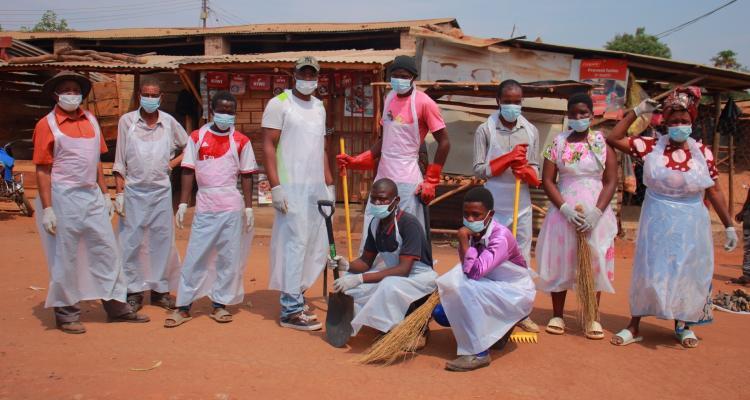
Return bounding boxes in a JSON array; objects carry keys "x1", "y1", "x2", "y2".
[{"x1": 536, "y1": 93, "x2": 619, "y2": 340}]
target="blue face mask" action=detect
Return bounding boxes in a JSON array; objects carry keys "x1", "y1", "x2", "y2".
[
  {"x1": 500, "y1": 104, "x2": 522, "y2": 122},
  {"x1": 213, "y1": 113, "x2": 235, "y2": 131},
  {"x1": 463, "y1": 216, "x2": 490, "y2": 233},
  {"x1": 390, "y1": 78, "x2": 413, "y2": 95},
  {"x1": 140, "y1": 96, "x2": 160, "y2": 113},
  {"x1": 569, "y1": 118, "x2": 590, "y2": 133},
  {"x1": 368, "y1": 199, "x2": 397, "y2": 219},
  {"x1": 668, "y1": 125, "x2": 692, "y2": 143}
]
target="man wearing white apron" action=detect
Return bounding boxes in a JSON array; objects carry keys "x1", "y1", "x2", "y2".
[
  {"x1": 112, "y1": 77, "x2": 188, "y2": 311},
  {"x1": 337, "y1": 55, "x2": 451, "y2": 248},
  {"x1": 33, "y1": 71, "x2": 149, "y2": 334},
  {"x1": 263, "y1": 56, "x2": 335, "y2": 331},
  {"x1": 433, "y1": 187, "x2": 535, "y2": 371},
  {"x1": 327, "y1": 178, "x2": 437, "y2": 344},
  {"x1": 165, "y1": 91, "x2": 257, "y2": 327},
  {"x1": 472, "y1": 79, "x2": 540, "y2": 333}
]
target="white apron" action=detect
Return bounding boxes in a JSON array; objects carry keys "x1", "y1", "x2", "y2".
[
  {"x1": 118, "y1": 113, "x2": 180, "y2": 294},
  {"x1": 360, "y1": 90, "x2": 425, "y2": 253},
  {"x1": 630, "y1": 136, "x2": 715, "y2": 323},
  {"x1": 268, "y1": 91, "x2": 328, "y2": 294},
  {"x1": 35, "y1": 110, "x2": 127, "y2": 307},
  {"x1": 347, "y1": 215, "x2": 438, "y2": 335},
  {"x1": 175, "y1": 125, "x2": 253, "y2": 307},
  {"x1": 484, "y1": 111, "x2": 534, "y2": 263}
]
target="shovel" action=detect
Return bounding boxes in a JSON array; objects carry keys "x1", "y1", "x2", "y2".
[{"x1": 317, "y1": 200, "x2": 354, "y2": 348}]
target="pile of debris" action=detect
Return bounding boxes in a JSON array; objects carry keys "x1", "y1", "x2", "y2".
[
  {"x1": 8, "y1": 46, "x2": 150, "y2": 65},
  {"x1": 713, "y1": 289, "x2": 750, "y2": 313}
]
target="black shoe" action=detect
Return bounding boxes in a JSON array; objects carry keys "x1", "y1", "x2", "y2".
[
  {"x1": 280, "y1": 312, "x2": 322, "y2": 331},
  {"x1": 126, "y1": 292, "x2": 144, "y2": 312}
]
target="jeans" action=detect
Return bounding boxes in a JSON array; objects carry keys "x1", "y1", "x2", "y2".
[
  {"x1": 178, "y1": 301, "x2": 224, "y2": 312},
  {"x1": 280, "y1": 292, "x2": 304, "y2": 319}
]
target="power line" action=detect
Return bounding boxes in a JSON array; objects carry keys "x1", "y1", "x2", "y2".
[
  {"x1": 655, "y1": 0, "x2": 738, "y2": 39},
  {"x1": 209, "y1": 2, "x2": 248, "y2": 25}
]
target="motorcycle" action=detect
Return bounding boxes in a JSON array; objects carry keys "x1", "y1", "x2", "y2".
[{"x1": 0, "y1": 145, "x2": 34, "y2": 217}]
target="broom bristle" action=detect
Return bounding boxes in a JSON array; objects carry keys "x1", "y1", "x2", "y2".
[
  {"x1": 357, "y1": 291, "x2": 440, "y2": 365},
  {"x1": 575, "y1": 206, "x2": 598, "y2": 331}
]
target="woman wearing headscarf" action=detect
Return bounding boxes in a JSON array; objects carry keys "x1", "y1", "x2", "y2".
[{"x1": 607, "y1": 87, "x2": 737, "y2": 348}]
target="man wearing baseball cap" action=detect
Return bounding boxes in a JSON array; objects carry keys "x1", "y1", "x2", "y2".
[{"x1": 263, "y1": 56, "x2": 335, "y2": 330}]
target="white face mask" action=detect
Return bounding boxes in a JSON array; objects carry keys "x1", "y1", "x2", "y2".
[
  {"x1": 295, "y1": 79, "x2": 318, "y2": 95},
  {"x1": 56, "y1": 94, "x2": 82, "y2": 112}
]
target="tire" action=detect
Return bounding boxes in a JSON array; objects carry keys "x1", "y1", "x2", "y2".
[{"x1": 16, "y1": 193, "x2": 34, "y2": 217}]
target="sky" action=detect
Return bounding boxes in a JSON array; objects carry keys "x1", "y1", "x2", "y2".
[{"x1": 1, "y1": 0, "x2": 748, "y2": 67}]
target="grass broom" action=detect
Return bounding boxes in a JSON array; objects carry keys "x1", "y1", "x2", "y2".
[{"x1": 575, "y1": 205, "x2": 598, "y2": 332}]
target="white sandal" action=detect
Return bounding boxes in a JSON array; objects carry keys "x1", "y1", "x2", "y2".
[
  {"x1": 585, "y1": 321, "x2": 605, "y2": 340},
  {"x1": 610, "y1": 329, "x2": 643, "y2": 346},
  {"x1": 545, "y1": 317, "x2": 565, "y2": 335}
]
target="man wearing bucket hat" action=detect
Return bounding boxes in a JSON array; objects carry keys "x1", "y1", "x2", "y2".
[
  {"x1": 32, "y1": 71, "x2": 149, "y2": 334},
  {"x1": 263, "y1": 56, "x2": 335, "y2": 330},
  {"x1": 337, "y1": 55, "x2": 450, "y2": 248}
]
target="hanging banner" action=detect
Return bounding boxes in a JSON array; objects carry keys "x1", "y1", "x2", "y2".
[
  {"x1": 272, "y1": 76, "x2": 289, "y2": 96},
  {"x1": 579, "y1": 59, "x2": 629, "y2": 120},
  {"x1": 206, "y1": 72, "x2": 229, "y2": 89},
  {"x1": 317, "y1": 75, "x2": 330, "y2": 97},
  {"x1": 248, "y1": 74, "x2": 271, "y2": 91},
  {"x1": 229, "y1": 74, "x2": 246, "y2": 96}
]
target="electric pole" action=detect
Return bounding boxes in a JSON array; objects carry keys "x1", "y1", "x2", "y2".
[{"x1": 200, "y1": 0, "x2": 208, "y2": 28}]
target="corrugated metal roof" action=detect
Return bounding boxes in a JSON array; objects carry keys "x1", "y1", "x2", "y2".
[
  {"x1": 0, "y1": 55, "x2": 184, "y2": 72},
  {"x1": 4, "y1": 18, "x2": 458, "y2": 41},
  {"x1": 7, "y1": 39, "x2": 48, "y2": 58}
]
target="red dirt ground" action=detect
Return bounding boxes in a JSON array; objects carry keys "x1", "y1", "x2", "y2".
[{"x1": 0, "y1": 207, "x2": 747, "y2": 400}]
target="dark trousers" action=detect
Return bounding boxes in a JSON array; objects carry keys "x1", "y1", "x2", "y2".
[
  {"x1": 743, "y1": 209, "x2": 750, "y2": 278},
  {"x1": 54, "y1": 300, "x2": 132, "y2": 324}
]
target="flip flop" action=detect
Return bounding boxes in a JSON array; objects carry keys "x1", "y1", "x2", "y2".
[
  {"x1": 164, "y1": 311, "x2": 192, "y2": 328},
  {"x1": 585, "y1": 321, "x2": 605, "y2": 340},
  {"x1": 545, "y1": 317, "x2": 565, "y2": 335},
  {"x1": 676, "y1": 328, "x2": 699, "y2": 348},
  {"x1": 610, "y1": 329, "x2": 643, "y2": 346},
  {"x1": 209, "y1": 307, "x2": 233, "y2": 323}
]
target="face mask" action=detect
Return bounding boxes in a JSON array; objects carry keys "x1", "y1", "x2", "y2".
[
  {"x1": 368, "y1": 199, "x2": 396, "y2": 219},
  {"x1": 668, "y1": 125, "x2": 692, "y2": 142},
  {"x1": 295, "y1": 79, "x2": 318, "y2": 95},
  {"x1": 56, "y1": 94, "x2": 82, "y2": 112},
  {"x1": 463, "y1": 215, "x2": 490, "y2": 233},
  {"x1": 500, "y1": 104, "x2": 522, "y2": 122},
  {"x1": 569, "y1": 118, "x2": 590, "y2": 133},
  {"x1": 390, "y1": 78, "x2": 413, "y2": 95},
  {"x1": 213, "y1": 113, "x2": 235, "y2": 131},
  {"x1": 140, "y1": 96, "x2": 161, "y2": 113}
]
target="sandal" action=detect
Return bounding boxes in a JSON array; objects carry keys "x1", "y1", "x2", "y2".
[
  {"x1": 676, "y1": 328, "x2": 699, "y2": 348},
  {"x1": 585, "y1": 321, "x2": 605, "y2": 340},
  {"x1": 610, "y1": 329, "x2": 643, "y2": 346},
  {"x1": 108, "y1": 312, "x2": 150, "y2": 323},
  {"x1": 58, "y1": 321, "x2": 86, "y2": 334},
  {"x1": 164, "y1": 311, "x2": 192, "y2": 328},
  {"x1": 729, "y1": 276, "x2": 750, "y2": 286},
  {"x1": 545, "y1": 317, "x2": 565, "y2": 335},
  {"x1": 209, "y1": 307, "x2": 233, "y2": 323}
]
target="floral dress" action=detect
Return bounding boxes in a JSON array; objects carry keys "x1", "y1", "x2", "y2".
[{"x1": 536, "y1": 130, "x2": 617, "y2": 293}]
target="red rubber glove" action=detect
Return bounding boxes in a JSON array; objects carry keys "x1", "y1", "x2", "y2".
[
  {"x1": 336, "y1": 150, "x2": 376, "y2": 171},
  {"x1": 416, "y1": 164, "x2": 442, "y2": 204},
  {"x1": 512, "y1": 164, "x2": 541, "y2": 187},
  {"x1": 489, "y1": 144, "x2": 527, "y2": 177}
]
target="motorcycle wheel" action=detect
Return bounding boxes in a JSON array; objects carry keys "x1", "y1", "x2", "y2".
[{"x1": 16, "y1": 193, "x2": 34, "y2": 217}]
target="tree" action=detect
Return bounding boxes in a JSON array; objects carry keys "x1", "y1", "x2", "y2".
[
  {"x1": 20, "y1": 10, "x2": 71, "y2": 32},
  {"x1": 604, "y1": 27, "x2": 671, "y2": 59},
  {"x1": 711, "y1": 50, "x2": 743, "y2": 70}
]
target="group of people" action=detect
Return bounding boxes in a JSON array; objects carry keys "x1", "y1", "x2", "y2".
[{"x1": 31, "y1": 53, "x2": 740, "y2": 372}]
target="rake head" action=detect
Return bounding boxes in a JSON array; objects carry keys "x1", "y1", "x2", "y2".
[{"x1": 509, "y1": 331, "x2": 538, "y2": 344}]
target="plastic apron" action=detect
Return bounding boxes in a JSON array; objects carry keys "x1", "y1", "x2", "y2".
[
  {"x1": 175, "y1": 125, "x2": 253, "y2": 307},
  {"x1": 118, "y1": 113, "x2": 180, "y2": 294},
  {"x1": 484, "y1": 111, "x2": 533, "y2": 263},
  {"x1": 347, "y1": 216, "x2": 438, "y2": 335},
  {"x1": 268, "y1": 91, "x2": 328, "y2": 295},
  {"x1": 360, "y1": 90, "x2": 425, "y2": 253},
  {"x1": 35, "y1": 110, "x2": 127, "y2": 307},
  {"x1": 629, "y1": 136, "x2": 715, "y2": 323}
]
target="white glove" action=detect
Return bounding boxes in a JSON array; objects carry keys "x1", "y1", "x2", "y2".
[
  {"x1": 634, "y1": 98, "x2": 659, "y2": 117},
  {"x1": 102, "y1": 193, "x2": 114, "y2": 219},
  {"x1": 42, "y1": 207, "x2": 57, "y2": 235},
  {"x1": 559, "y1": 203, "x2": 585, "y2": 227},
  {"x1": 271, "y1": 185, "x2": 288, "y2": 214},
  {"x1": 175, "y1": 203, "x2": 187, "y2": 229},
  {"x1": 114, "y1": 192, "x2": 125, "y2": 217},
  {"x1": 327, "y1": 185, "x2": 336, "y2": 202},
  {"x1": 578, "y1": 207, "x2": 603, "y2": 232},
  {"x1": 333, "y1": 273, "x2": 363, "y2": 293},
  {"x1": 244, "y1": 207, "x2": 254, "y2": 232},
  {"x1": 725, "y1": 227, "x2": 738, "y2": 252},
  {"x1": 326, "y1": 255, "x2": 350, "y2": 272}
]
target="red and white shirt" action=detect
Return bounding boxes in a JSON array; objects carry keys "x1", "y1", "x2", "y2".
[
  {"x1": 628, "y1": 136, "x2": 718, "y2": 180},
  {"x1": 181, "y1": 128, "x2": 258, "y2": 174}
]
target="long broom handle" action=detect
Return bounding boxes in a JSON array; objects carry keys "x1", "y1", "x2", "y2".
[
  {"x1": 339, "y1": 138, "x2": 354, "y2": 260},
  {"x1": 511, "y1": 178, "x2": 521, "y2": 238}
]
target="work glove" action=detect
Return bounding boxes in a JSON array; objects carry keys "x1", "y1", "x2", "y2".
[
  {"x1": 725, "y1": 227, "x2": 738, "y2": 252},
  {"x1": 175, "y1": 203, "x2": 187, "y2": 229},
  {"x1": 633, "y1": 98, "x2": 660, "y2": 117},
  {"x1": 333, "y1": 273, "x2": 363, "y2": 293},
  {"x1": 336, "y1": 150, "x2": 376, "y2": 171},
  {"x1": 244, "y1": 207, "x2": 254, "y2": 232},
  {"x1": 416, "y1": 164, "x2": 442, "y2": 204},
  {"x1": 327, "y1": 185, "x2": 336, "y2": 202},
  {"x1": 489, "y1": 144, "x2": 527, "y2": 177},
  {"x1": 102, "y1": 193, "x2": 114, "y2": 219},
  {"x1": 512, "y1": 165, "x2": 541, "y2": 187},
  {"x1": 578, "y1": 206, "x2": 603, "y2": 232},
  {"x1": 326, "y1": 255, "x2": 350, "y2": 272},
  {"x1": 114, "y1": 192, "x2": 125, "y2": 217},
  {"x1": 42, "y1": 207, "x2": 57, "y2": 235},
  {"x1": 559, "y1": 203, "x2": 585, "y2": 227},
  {"x1": 271, "y1": 185, "x2": 288, "y2": 214}
]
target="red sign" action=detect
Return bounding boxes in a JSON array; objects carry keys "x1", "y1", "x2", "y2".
[
  {"x1": 340, "y1": 73, "x2": 353, "y2": 88},
  {"x1": 272, "y1": 75, "x2": 289, "y2": 96},
  {"x1": 229, "y1": 74, "x2": 246, "y2": 95},
  {"x1": 579, "y1": 59, "x2": 628, "y2": 81},
  {"x1": 317, "y1": 75, "x2": 330, "y2": 97},
  {"x1": 248, "y1": 74, "x2": 271, "y2": 91},
  {"x1": 206, "y1": 72, "x2": 229, "y2": 89}
]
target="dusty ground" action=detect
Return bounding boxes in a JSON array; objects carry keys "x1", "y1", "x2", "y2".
[{"x1": 0, "y1": 205, "x2": 748, "y2": 400}]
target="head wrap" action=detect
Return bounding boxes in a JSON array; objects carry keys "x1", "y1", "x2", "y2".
[{"x1": 662, "y1": 86, "x2": 701, "y2": 121}]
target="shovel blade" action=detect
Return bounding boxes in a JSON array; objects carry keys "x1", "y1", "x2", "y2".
[{"x1": 325, "y1": 292, "x2": 354, "y2": 348}]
